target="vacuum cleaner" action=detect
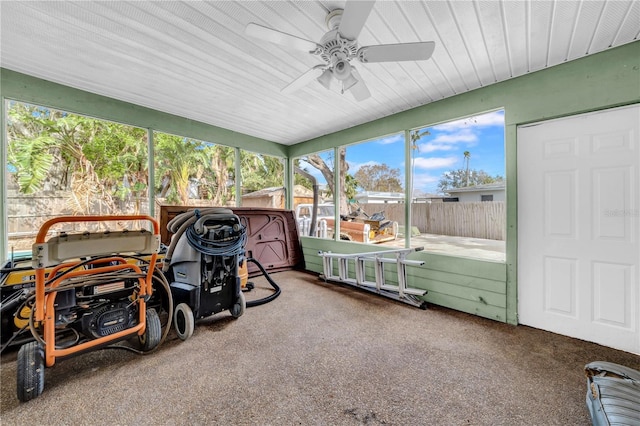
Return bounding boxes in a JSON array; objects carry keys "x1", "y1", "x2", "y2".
[{"x1": 163, "y1": 208, "x2": 247, "y2": 341}]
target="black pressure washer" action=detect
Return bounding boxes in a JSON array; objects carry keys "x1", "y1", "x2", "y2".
[
  {"x1": 162, "y1": 208, "x2": 280, "y2": 341},
  {"x1": 163, "y1": 208, "x2": 246, "y2": 340}
]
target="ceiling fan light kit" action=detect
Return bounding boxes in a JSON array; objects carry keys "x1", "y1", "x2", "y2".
[
  {"x1": 317, "y1": 68, "x2": 333, "y2": 90},
  {"x1": 245, "y1": 0, "x2": 435, "y2": 101}
]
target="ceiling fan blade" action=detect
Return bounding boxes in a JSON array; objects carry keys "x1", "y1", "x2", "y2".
[
  {"x1": 281, "y1": 66, "x2": 325, "y2": 94},
  {"x1": 349, "y1": 68, "x2": 371, "y2": 101},
  {"x1": 338, "y1": 0, "x2": 376, "y2": 40},
  {"x1": 358, "y1": 41, "x2": 436, "y2": 63},
  {"x1": 245, "y1": 23, "x2": 318, "y2": 52}
]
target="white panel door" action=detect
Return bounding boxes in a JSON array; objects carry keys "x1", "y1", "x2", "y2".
[{"x1": 518, "y1": 105, "x2": 640, "y2": 354}]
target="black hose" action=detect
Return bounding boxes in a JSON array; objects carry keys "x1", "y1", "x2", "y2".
[
  {"x1": 184, "y1": 222, "x2": 246, "y2": 257},
  {"x1": 245, "y1": 257, "x2": 281, "y2": 307},
  {"x1": 163, "y1": 208, "x2": 236, "y2": 270}
]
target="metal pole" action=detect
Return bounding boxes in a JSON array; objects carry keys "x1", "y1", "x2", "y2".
[
  {"x1": 0, "y1": 98, "x2": 6, "y2": 262},
  {"x1": 235, "y1": 147, "x2": 241, "y2": 207},
  {"x1": 147, "y1": 129, "x2": 155, "y2": 219},
  {"x1": 404, "y1": 129, "x2": 412, "y2": 249}
]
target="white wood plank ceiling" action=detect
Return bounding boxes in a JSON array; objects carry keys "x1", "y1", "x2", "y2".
[{"x1": 1, "y1": 1, "x2": 638, "y2": 146}]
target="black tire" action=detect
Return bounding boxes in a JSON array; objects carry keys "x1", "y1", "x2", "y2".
[
  {"x1": 16, "y1": 341, "x2": 44, "y2": 402},
  {"x1": 230, "y1": 292, "x2": 246, "y2": 319},
  {"x1": 138, "y1": 308, "x2": 161, "y2": 351},
  {"x1": 173, "y1": 303, "x2": 194, "y2": 341}
]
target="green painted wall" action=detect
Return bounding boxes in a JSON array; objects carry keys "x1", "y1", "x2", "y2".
[
  {"x1": 0, "y1": 68, "x2": 286, "y2": 262},
  {"x1": 1, "y1": 42, "x2": 639, "y2": 325},
  {"x1": 0, "y1": 68, "x2": 286, "y2": 158},
  {"x1": 302, "y1": 237, "x2": 508, "y2": 322},
  {"x1": 291, "y1": 41, "x2": 640, "y2": 325},
  {"x1": 287, "y1": 42, "x2": 640, "y2": 158}
]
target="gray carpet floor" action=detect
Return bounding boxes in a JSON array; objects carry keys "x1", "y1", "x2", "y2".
[{"x1": 2, "y1": 270, "x2": 639, "y2": 425}]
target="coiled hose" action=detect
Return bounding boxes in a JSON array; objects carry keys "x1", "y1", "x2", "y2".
[
  {"x1": 164, "y1": 208, "x2": 280, "y2": 307},
  {"x1": 163, "y1": 208, "x2": 238, "y2": 271}
]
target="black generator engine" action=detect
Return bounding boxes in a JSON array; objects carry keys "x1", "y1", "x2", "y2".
[{"x1": 165, "y1": 209, "x2": 246, "y2": 340}]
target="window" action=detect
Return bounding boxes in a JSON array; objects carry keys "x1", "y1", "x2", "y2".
[
  {"x1": 409, "y1": 110, "x2": 505, "y2": 259},
  {"x1": 6, "y1": 101, "x2": 148, "y2": 252},
  {"x1": 293, "y1": 150, "x2": 333, "y2": 239},
  {"x1": 344, "y1": 134, "x2": 405, "y2": 246},
  {"x1": 239, "y1": 150, "x2": 285, "y2": 208},
  {"x1": 153, "y1": 132, "x2": 235, "y2": 207}
]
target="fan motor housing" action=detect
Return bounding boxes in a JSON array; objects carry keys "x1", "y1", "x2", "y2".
[{"x1": 318, "y1": 29, "x2": 358, "y2": 64}]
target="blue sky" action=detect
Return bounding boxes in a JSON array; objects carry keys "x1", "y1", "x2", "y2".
[{"x1": 299, "y1": 110, "x2": 505, "y2": 195}]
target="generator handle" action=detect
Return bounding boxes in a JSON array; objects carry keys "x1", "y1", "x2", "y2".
[
  {"x1": 34, "y1": 215, "x2": 160, "y2": 243},
  {"x1": 33, "y1": 215, "x2": 160, "y2": 323}
]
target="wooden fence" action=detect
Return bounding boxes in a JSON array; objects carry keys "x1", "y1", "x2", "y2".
[{"x1": 359, "y1": 201, "x2": 505, "y2": 241}]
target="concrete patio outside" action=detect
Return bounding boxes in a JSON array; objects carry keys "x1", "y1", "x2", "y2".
[{"x1": 387, "y1": 233, "x2": 505, "y2": 262}]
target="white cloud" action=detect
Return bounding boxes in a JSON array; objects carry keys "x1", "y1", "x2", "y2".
[
  {"x1": 412, "y1": 172, "x2": 440, "y2": 192},
  {"x1": 377, "y1": 134, "x2": 404, "y2": 145},
  {"x1": 430, "y1": 128, "x2": 478, "y2": 144},
  {"x1": 432, "y1": 110, "x2": 504, "y2": 132},
  {"x1": 412, "y1": 156, "x2": 458, "y2": 169},
  {"x1": 413, "y1": 173, "x2": 439, "y2": 185},
  {"x1": 414, "y1": 111, "x2": 504, "y2": 153},
  {"x1": 473, "y1": 110, "x2": 505, "y2": 126},
  {"x1": 417, "y1": 143, "x2": 457, "y2": 153}
]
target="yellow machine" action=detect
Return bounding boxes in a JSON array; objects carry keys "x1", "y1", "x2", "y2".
[{"x1": 6, "y1": 216, "x2": 169, "y2": 402}]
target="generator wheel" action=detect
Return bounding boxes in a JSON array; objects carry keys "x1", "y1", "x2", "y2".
[
  {"x1": 138, "y1": 309, "x2": 161, "y2": 351},
  {"x1": 173, "y1": 303, "x2": 194, "y2": 341},
  {"x1": 230, "y1": 291, "x2": 246, "y2": 319},
  {"x1": 17, "y1": 341, "x2": 44, "y2": 402}
]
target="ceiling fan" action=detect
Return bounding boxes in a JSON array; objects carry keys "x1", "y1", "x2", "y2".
[{"x1": 245, "y1": 0, "x2": 435, "y2": 101}]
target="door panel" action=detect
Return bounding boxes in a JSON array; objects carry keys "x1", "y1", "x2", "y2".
[
  {"x1": 543, "y1": 256, "x2": 577, "y2": 317},
  {"x1": 518, "y1": 105, "x2": 639, "y2": 354}
]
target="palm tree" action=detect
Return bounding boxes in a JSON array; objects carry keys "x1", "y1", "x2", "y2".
[
  {"x1": 155, "y1": 133, "x2": 208, "y2": 205},
  {"x1": 240, "y1": 151, "x2": 285, "y2": 193},
  {"x1": 463, "y1": 151, "x2": 471, "y2": 187},
  {"x1": 208, "y1": 144, "x2": 235, "y2": 205},
  {"x1": 410, "y1": 129, "x2": 430, "y2": 196}
]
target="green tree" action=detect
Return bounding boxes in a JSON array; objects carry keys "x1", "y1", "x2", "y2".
[
  {"x1": 344, "y1": 174, "x2": 358, "y2": 201},
  {"x1": 154, "y1": 133, "x2": 207, "y2": 205},
  {"x1": 354, "y1": 163, "x2": 403, "y2": 192},
  {"x1": 304, "y1": 149, "x2": 356, "y2": 215},
  {"x1": 437, "y1": 169, "x2": 503, "y2": 193},
  {"x1": 8, "y1": 102, "x2": 244, "y2": 217},
  {"x1": 154, "y1": 135, "x2": 238, "y2": 206},
  {"x1": 7, "y1": 104, "x2": 64, "y2": 193},
  {"x1": 241, "y1": 151, "x2": 284, "y2": 193},
  {"x1": 208, "y1": 144, "x2": 235, "y2": 205},
  {"x1": 7, "y1": 103, "x2": 147, "y2": 214}
]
